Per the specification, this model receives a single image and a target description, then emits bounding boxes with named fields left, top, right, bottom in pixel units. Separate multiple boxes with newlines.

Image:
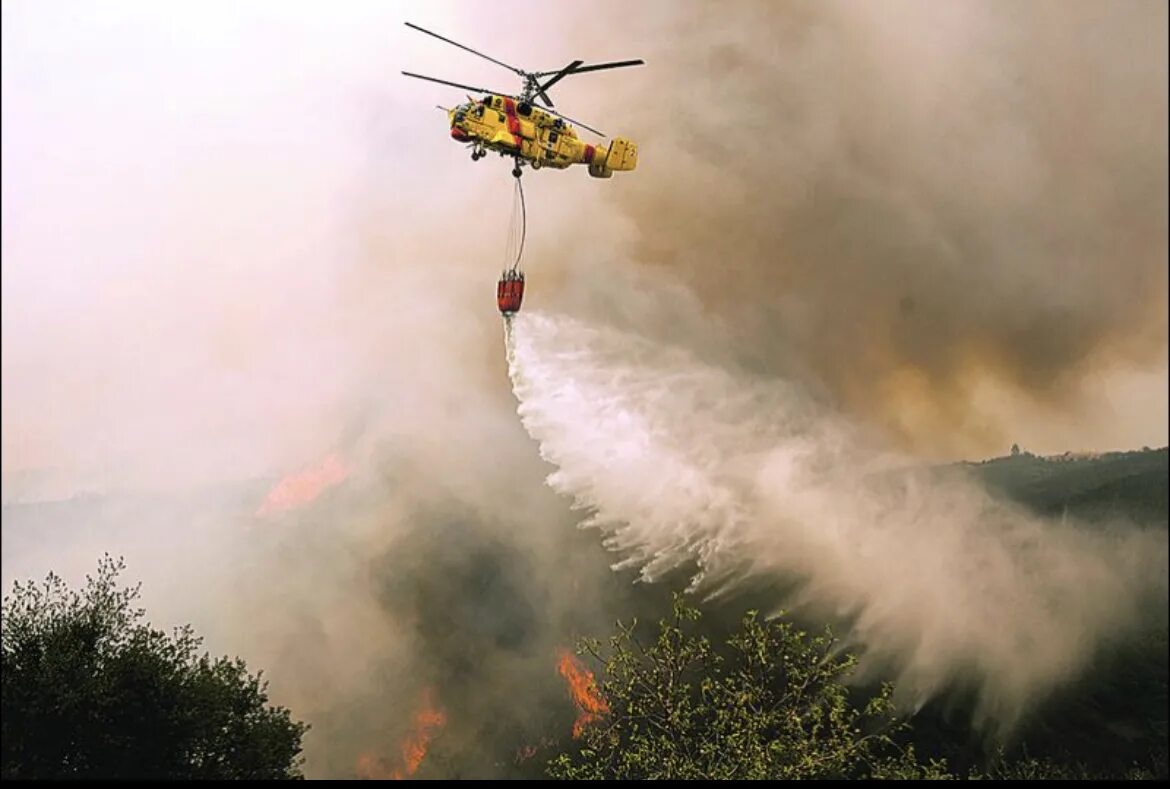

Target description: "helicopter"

left=401, top=22, right=643, bottom=179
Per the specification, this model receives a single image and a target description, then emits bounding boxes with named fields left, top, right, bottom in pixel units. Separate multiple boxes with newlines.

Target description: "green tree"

left=1, top=555, right=308, bottom=780
left=547, top=595, right=951, bottom=780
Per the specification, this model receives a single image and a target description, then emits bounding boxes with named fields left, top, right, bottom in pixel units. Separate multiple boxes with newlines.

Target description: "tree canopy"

left=547, top=595, right=951, bottom=780
left=1, top=555, right=308, bottom=780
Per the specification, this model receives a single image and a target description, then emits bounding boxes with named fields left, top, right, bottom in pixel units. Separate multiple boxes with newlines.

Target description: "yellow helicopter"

left=402, top=22, right=642, bottom=179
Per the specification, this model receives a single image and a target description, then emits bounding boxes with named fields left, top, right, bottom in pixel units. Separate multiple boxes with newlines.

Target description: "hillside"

left=960, top=446, right=1168, bottom=525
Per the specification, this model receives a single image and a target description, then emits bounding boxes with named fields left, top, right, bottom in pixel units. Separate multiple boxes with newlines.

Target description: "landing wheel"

left=512, top=166, right=522, bottom=178
left=471, top=151, right=482, bottom=161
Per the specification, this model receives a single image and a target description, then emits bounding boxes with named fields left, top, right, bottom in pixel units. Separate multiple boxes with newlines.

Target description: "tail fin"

left=604, top=137, right=638, bottom=171
left=588, top=137, right=638, bottom=178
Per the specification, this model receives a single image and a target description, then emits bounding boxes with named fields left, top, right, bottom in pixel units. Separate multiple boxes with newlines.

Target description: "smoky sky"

left=3, top=1, right=1166, bottom=488
left=576, top=0, right=1169, bottom=455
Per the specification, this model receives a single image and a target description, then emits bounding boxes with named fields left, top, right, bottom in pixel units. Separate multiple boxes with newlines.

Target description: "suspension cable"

left=511, top=175, right=527, bottom=272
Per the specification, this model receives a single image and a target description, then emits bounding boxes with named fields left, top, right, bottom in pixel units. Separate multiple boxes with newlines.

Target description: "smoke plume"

left=588, top=0, right=1169, bottom=455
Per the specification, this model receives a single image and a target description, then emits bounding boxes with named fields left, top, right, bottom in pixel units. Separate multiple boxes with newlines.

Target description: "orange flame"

left=396, top=689, right=447, bottom=779
left=256, top=452, right=349, bottom=517
left=556, top=648, right=609, bottom=737
left=356, top=687, right=447, bottom=780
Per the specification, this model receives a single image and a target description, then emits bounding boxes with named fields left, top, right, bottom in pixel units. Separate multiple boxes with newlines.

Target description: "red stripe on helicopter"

left=583, top=144, right=596, bottom=164
left=499, top=97, right=522, bottom=145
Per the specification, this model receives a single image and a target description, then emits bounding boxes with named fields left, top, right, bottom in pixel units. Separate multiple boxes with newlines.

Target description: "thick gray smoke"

left=506, top=309, right=1168, bottom=731
left=585, top=0, right=1169, bottom=456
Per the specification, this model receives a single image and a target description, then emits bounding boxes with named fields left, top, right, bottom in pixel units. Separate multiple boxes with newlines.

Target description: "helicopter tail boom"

left=586, top=136, right=638, bottom=178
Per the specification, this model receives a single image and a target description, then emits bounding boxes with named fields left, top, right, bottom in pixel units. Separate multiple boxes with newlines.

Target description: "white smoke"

left=505, top=310, right=1168, bottom=731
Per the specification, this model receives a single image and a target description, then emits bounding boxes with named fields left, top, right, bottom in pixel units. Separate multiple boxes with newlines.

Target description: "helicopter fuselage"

left=449, top=94, right=637, bottom=178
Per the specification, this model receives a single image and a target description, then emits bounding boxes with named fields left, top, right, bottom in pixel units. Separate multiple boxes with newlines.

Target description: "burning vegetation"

left=556, top=648, right=609, bottom=738
left=356, top=687, right=447, bottom=780
left=255, top=453, right=349, bottom=517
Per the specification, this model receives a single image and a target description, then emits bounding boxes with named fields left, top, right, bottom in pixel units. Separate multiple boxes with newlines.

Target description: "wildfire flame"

left=255, top=452, right=349, bottom=517
left=556, top=648, right=609, bottom=738
left=356, top=687, right=447, bottom=780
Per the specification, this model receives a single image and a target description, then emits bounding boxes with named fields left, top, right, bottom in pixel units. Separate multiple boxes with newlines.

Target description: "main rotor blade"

left=401, top=71, right=514, bottom=98
left=404, top=22, right=525, bottom=76
left=536, top=60, right=584, bottom=106
left=561, top=59, right=645, bottom=75
left=402, top=70, right=603, bottom=136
